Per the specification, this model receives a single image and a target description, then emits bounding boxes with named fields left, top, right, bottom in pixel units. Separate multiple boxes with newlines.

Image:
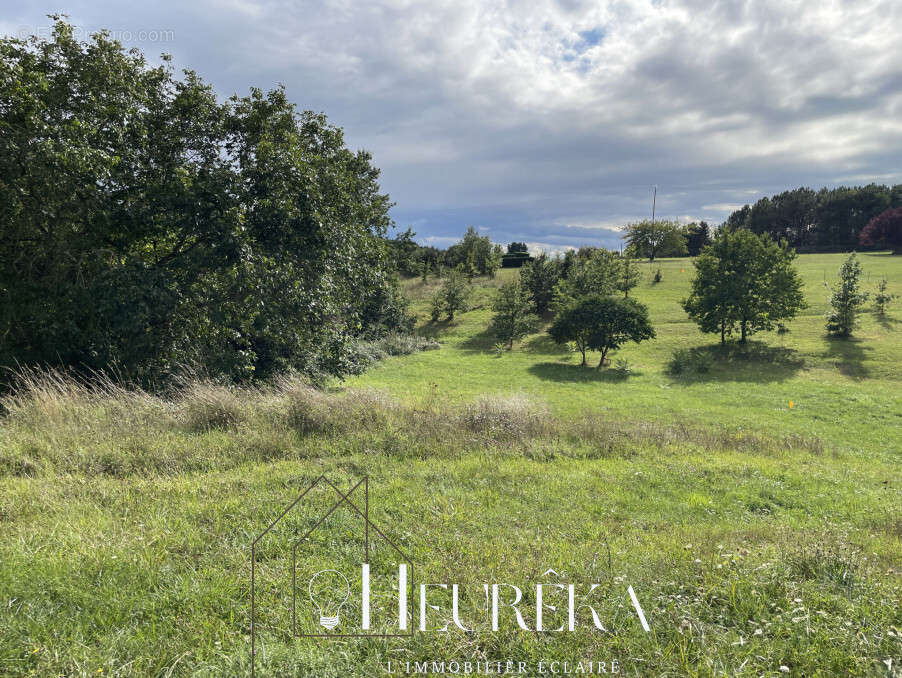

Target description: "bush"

left=873, top=279, right=897, bottom=316
left=668, top=348, right=712, bottom=375
left=348, top=334, right=440, bottom=373
left=613, top=359, right=632, bottom=376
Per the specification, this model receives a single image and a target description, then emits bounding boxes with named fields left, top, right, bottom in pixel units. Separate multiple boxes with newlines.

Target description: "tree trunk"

left=740, top=320, right=747, bottom=343
left=720, top=321, right=726, bottom=344
left=597, top=348, right=608, bottom=369
left=579, top=344, right=587, bottom=366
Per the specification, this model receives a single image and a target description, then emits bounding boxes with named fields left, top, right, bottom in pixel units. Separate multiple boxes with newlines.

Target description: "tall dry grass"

left=0, top=369, right=825, bottom=478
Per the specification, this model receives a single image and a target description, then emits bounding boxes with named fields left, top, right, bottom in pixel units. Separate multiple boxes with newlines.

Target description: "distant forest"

left=723, top=184, right=902, bottom=252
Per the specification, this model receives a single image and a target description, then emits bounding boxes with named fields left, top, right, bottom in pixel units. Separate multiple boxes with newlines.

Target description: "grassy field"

left=0, top=253, right=900, bottom=677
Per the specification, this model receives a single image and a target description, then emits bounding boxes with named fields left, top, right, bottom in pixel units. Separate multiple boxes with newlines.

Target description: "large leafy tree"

left=682, top=230, right=806, bottom=343
left=622, top=220, right=687, bottom=261
left=859, top=206, right=902, bottom=254
left=549, top=295, right=655, bottom=367
left=0, top=20, right=400, bottom=382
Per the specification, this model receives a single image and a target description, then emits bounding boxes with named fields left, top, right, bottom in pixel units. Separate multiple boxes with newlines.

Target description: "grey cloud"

left=4, top=0, right=902, bottom=249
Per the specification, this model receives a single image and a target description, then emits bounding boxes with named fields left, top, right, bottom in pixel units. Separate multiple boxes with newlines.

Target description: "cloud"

left=4, top=0, right=902, bottom=250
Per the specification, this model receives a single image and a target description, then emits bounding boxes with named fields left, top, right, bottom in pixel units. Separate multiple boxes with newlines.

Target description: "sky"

left=4, top=0, right=902, bottom=252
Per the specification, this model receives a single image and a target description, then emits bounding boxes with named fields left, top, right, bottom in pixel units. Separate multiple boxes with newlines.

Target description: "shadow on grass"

left=821, top=336, right=871, bottom=378
left=416, top=319, right=455, bottom=340
left=521, top=333, right=570, bottom=355
left=876, top=313, right=900, bottom=331
left=528, top=362, right=633, bottom=383
left=668, top=341, right=807, bottom=384
left=458, top=325, right=499, bottom=352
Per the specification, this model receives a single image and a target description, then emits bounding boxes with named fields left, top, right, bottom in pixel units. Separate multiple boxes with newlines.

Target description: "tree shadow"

left=459, top=325, right=500, bottom=352
left=821, top=336, right=871, bottom=378
left=668, top=341, right=807, bottom=384
left=416, top=319, right=454, bottom=340
left=876, top=313, right=900, bottom=331
left=528, top=362, right=635, bottom=383
left=521, top=333, right=570, bottom=355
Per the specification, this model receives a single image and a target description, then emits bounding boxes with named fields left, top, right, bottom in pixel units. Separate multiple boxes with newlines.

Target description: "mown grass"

left=352, top=252, right=902, bottom=458
left=0, top=252, right=901, bottom=677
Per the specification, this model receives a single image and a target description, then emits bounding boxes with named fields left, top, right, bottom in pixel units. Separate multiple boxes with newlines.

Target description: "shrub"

left=613, top=359, right=632, bottom=376
left=668, top=348, right=691, bottom=375
left=667, top=348, right=712, bottom=375
left=873, top=279, right=897, bottom=316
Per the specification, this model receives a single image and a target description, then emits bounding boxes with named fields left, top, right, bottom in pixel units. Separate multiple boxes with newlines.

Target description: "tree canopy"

left=622, top=220, right=688, bottom=261
left=0, top=20, right=404, bottom=383
left=859, top=206, right=902, bottom=254
left=549, top=295, right=655, bottom=367
left=725, top=184, right=902, bottom=251
left=682, top=230, right=806, bottom=343
left=489, top=281, right=538, bottom=349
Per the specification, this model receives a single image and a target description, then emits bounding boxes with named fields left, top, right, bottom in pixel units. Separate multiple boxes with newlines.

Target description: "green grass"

left=0, top=253, right=900, bottom=677
left=352, top=252, right=902, bottom=457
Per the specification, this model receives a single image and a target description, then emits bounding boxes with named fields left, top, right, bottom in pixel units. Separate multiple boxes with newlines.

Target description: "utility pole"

left=651, top=185, right=657, bottom=225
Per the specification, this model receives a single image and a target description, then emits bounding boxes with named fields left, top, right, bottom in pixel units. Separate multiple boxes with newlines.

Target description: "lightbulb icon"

left=308, top=569, right=350, bottom=630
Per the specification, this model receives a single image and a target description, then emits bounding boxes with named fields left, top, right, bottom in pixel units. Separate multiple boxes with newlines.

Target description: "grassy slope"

left=0, top=253, right=900, bottom=677
left=350, top=253, right=902, bottom=457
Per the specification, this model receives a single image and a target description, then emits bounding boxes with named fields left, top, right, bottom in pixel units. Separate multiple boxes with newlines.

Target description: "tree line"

left=725, top=184, right=902, bottom=252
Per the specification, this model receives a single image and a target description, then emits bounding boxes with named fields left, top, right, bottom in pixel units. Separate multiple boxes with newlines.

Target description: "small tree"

left=489, top=281, right=539, bottom=349
left=549, top=295, right=655, bottom=367
left=859, top=206, right=902, bottom=254
left=519, top=253, right=560, bottom=315
left=874, top=279, right=897, bottom=316
left=617, top=256, right=642, bottom=298
left=430, top=269, right=471, bottom=321
left=826, top=253, right=869, bottom=336
left=683, top=229, right=806, bottom=343
left=553, top=248, right=620, bottom=308
left=486, top=244, right=503, bottom=279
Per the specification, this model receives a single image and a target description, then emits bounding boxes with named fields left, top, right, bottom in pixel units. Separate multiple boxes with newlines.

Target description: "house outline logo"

left=250, top=475, right=413, bottom=677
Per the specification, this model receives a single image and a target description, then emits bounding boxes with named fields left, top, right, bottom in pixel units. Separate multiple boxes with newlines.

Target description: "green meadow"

left=0, top=252, right=900, bottom=676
